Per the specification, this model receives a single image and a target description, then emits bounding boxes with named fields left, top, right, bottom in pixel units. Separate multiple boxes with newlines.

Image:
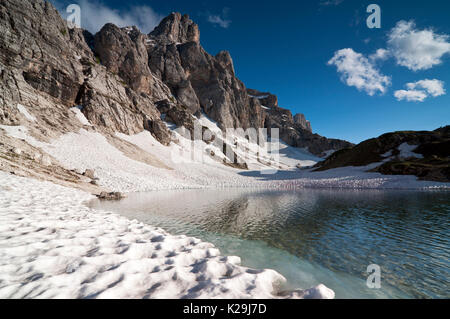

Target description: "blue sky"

left=51, top=0, right=450, bottom=143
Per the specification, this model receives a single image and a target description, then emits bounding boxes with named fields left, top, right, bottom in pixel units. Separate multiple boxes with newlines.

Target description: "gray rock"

left=83, top=169, right=95, bottom=179
left=94, top=24, right=154, bottom=94
left=294, top=113, right=312, bottom=132
left=149, top=13, right=200, bottom=44
left=97, top=192, right=125, bottom=201
left=144, top=118, right=172, bottom=146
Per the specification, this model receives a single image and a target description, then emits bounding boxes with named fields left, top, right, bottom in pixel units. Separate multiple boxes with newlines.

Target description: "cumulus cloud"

left=395, top=79, right=446, bottom=102
left=387, top=20, right=450, bottom=71
left=328, top=48, right=391, bottom=96
left=52, top=0, right=163, bottom=34
left=369, top=48, right=390, bottom=62
left=394, top=90, right=428, bottom=102
left=207, top=8, right=231, bottom=29
left=407, top=79, right=446, bottom=97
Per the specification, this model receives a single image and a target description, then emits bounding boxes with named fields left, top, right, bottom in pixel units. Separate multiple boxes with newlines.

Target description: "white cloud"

left=328, top=48, right=391, bottom=96
left=387, top=20, right=450, bottom=71
left=369, top=48, right=390, bottom=62
left=407, top=79, right=446, bottom=97
left=207, top=8, right=231, bottom=29
left=52, top=0, right=163, bottom=34
left=394, top=90, right=428, bottom=102
left=207, top=15, right=231, bottom=29
left=395, top=79, right=446, bottom=102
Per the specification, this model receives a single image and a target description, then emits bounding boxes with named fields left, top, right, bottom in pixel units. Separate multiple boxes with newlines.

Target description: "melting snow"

left=397, top=143, right=424, bottom=160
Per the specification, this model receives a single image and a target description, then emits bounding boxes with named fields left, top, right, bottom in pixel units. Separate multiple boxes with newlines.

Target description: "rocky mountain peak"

left=215, top=51, right=235, bottom=76
left=149, top=12, right=200, bottom=44
left=294, top=113, right=312, bottom=132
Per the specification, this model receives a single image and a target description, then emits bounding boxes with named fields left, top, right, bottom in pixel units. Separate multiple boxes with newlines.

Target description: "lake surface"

left=89, top=189, right=450, bottom=299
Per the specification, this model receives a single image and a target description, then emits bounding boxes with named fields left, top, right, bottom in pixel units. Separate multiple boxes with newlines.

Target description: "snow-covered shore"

left=0, top=171, right=334, bottom=299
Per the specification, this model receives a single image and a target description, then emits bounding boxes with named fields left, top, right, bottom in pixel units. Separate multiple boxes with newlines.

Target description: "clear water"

left=89, top=189, right=450, bottom=299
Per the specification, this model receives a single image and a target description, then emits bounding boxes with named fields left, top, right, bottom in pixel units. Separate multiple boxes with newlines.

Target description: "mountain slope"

left=315, top=126, right=450, bottom=182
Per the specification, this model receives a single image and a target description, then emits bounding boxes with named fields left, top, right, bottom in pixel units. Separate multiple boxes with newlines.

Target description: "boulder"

left=97, top=192, right=125, bottom=201
left=83, top=169, right=95, bottom=179
left=144, top=118, right=172, bottom=146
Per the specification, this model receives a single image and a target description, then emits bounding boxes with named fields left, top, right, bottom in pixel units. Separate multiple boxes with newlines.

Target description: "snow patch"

left=0, top=125, right=45, bottom=148
left=382, top=150, right=393, bottom=158
left=322, top=150, right=337, bottom=158
left=71, top=107, right=92, bottom=126
left=248, top=94, right=269, bottom=99
left=17, top=104, right=36, bottom=122
left=397, top=143, right=424, bottom=160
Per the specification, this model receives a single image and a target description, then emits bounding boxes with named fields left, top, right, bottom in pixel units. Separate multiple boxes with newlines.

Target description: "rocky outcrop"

left=315, top=126, right=450, bottom=182
left=147, top=41, right=201, bottom=114
left=246, top=89, right=351, bottom=156
left=0, top=0, right=83, bottom=120
left=97, top=191, right=126, bottom=201
left=0, top=0, right=174, bottom=144
left=149, top=13, right=200, bottom=44
left=294, top=114, right=312, bottom=132
left=94, top=24, right=154, bottom=94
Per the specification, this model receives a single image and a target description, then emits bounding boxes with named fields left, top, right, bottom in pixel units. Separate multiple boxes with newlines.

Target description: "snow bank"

left=70, top=107, right=92, bottom=126
left=0, top=172, right=333, bottom=299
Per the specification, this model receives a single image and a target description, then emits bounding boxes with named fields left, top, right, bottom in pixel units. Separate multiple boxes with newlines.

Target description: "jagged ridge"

left=0, top=0, right=352, bottom=158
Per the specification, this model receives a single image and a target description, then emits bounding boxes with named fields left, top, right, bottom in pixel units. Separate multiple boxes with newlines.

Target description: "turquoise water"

left=89, top=189, right=450, bottom=299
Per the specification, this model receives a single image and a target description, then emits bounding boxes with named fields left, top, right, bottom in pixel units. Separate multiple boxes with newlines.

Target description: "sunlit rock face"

left=0, top=0, right=351, bottom=155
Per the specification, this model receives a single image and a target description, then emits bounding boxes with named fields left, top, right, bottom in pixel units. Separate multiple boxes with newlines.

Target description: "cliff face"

left=0, top=0, right=351, bottom=156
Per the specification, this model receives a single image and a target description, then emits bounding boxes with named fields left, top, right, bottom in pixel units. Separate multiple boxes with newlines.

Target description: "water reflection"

left=89, top=189, right=450, bottom=299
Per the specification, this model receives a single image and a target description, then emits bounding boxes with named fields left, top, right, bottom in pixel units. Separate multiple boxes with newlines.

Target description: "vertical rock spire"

left=149, top=12, right=200, bottom=44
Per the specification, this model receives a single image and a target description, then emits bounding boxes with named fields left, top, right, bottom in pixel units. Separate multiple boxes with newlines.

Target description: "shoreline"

left=0, top=171, right=334, bottom=299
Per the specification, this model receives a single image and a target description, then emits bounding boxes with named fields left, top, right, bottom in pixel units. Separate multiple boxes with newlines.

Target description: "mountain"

left=0, top=0, right=351, bottom=162
left=315, top=126, right=450, bottom=182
